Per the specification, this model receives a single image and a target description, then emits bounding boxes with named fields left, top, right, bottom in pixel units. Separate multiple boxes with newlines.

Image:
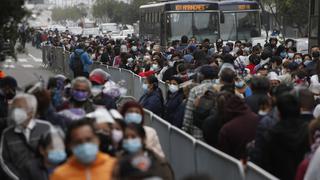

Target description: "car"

left=99, top=23, right=120, bottom=34
left=82, top=28, right=101, bottom=37
left=67, top=27, right=83, bottom=35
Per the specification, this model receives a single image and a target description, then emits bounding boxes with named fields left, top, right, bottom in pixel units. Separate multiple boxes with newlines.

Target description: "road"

left=2, top=44, right=55, bottom=89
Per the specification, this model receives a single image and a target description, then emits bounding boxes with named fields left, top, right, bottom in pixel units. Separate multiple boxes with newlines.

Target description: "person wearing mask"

left=306, top=46, right=320, bottom=76
left=109, top=119, right=126, bottom=156
left=139, top=75, right=164, bottom=116
left=50, top=119, right=116, bottom=180
left=217, top=94, right=259, bottom=159
left=89, top=69, right=117, bottom=110
left=69, top=43, right=93, bottom=78
left=59, top=77, right=95, bottom=120
left=245, top=76, right=270, bottom=114
left=119, top=123, right=174, bottom=180
left=0, top=93, right=52, bottom=180
left=182, top=65, right=219, bottom=140
left=0, top=76, right=18, bottom=133
left=164, top=77, right=184, bottom=127
left=121, top=101, right=165, bottom=158
left=259, top=93, right=309, bottom=180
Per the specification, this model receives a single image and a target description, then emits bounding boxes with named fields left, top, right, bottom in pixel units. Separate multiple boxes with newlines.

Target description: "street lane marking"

left=28, top=53, right=42, bottom=62
left=4, top=64, right=15, bottom=68
left=6, top=59, right=12, bottom=63
left=21, top=64, right=34, bottom=68
left=18, top=58, right=28, bottom=62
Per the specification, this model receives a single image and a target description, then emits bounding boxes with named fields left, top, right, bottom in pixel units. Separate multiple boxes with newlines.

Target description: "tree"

left=260, top=0, right=309, bottom=37
left=0, top=0, right=29, bottom=40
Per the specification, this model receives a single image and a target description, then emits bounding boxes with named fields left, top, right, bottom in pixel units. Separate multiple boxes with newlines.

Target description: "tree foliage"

left=51, top=7, right=87, bottom=22
left=0, top=0, right=29, bottom=39
left=92, top=0, right=151, bottom=24
left=260, top=0, right=309, bottom=36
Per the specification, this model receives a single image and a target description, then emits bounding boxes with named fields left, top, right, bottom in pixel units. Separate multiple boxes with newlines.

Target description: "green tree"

left=0, top=0, right=29, bottom=40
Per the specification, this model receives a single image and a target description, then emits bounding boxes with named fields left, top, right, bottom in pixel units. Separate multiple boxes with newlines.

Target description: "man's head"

left=66, top=119, right=100, bottom=165
left=10, top=93, right=37, bottom=127
left=0, top=76, right=18, bottom=100
left=181, top=35, right=188, bottom=44
left=250, top=76, right=270, bottom=94
left=277, top=93, right=300, bottom=120
left=198, top=65, right=219, bottom=81
left=71, top=77, right=92, bottom=102
left=220, top=68, right=236, bottom=85
left=295, top=88, right=315, bottom=113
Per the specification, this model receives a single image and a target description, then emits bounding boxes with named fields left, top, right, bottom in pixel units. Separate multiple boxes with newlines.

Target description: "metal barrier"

left=43, top=46, right=279, bottom=180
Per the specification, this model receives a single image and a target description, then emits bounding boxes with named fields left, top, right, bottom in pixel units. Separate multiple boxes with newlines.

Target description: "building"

left=309, top=0, right=320, bottom=49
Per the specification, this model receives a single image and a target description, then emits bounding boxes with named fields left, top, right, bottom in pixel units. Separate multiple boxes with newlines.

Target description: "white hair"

left=13, top=93, right=38, bottom=116
left=71, top=77, right=92, bottom=90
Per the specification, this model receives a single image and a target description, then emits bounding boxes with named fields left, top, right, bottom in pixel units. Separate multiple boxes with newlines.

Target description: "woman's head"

left=121, top=101, right=144, bottom=125
left=122, top=123, right=146, bottom=154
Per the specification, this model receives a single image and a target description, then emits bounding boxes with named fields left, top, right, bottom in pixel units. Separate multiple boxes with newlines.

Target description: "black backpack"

left=193, top=89, right=217, bottom=129
left=72, top=51, right=84, bottom=77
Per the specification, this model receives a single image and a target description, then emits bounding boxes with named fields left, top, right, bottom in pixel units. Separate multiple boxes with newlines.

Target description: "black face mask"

left=97, top=132, right=112, bottom=153
left=6, top=89, right=16, bottom=100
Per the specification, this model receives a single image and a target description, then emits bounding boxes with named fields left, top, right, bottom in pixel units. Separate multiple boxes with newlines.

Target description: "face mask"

left=91, top=86, right=103, bottom=97
left=11, top=108, right=28, bottom=125
left=142, top=83, right=148, bottom=92
left=151, top=64, right=159, bottom=71
left=48, top=150, right=67, bottom=165
left=72, top=90, right=89, bottom=102
left=72, top=143, right=98, bottom=164
left=97, top=132, right=111, bottom=153
left=304, top=60, right=312, bottom=66
left=288, top=53, right=294, bottom=59
left=124, top=113, right=142, bottom=124
left=168, top=84, right=179, bottom=93
left=235, top=81, right=245, bottom=88
left=280, top=52, right=287, bottom=59
left=168, top=61, right=175, bottom=67
left=294, top=58, right=302, bottom=64
left=123, top=138, right=142, bottom=154
left=99, top=50, right=103, bottom=54
left=112, top=129, right=123, bottom=143
left=244, top=47, right=250, bottom=52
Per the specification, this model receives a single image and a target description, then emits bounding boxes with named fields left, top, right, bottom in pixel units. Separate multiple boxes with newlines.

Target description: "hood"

left=75, top=49, right=85, bottom=54
left=224, top=95, right=249, bottom=119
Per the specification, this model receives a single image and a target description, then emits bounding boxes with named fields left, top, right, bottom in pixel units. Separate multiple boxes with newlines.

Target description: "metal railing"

left=42, top=46, right=279, bottom=180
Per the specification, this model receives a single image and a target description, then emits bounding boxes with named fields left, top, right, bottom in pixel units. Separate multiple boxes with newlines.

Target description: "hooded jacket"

left=218, top=96, right=259, bottom=159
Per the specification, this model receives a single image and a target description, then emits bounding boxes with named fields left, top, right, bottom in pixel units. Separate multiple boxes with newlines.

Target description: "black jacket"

left=0, top=120, right=52, bottom=180
left=164, top=91, right=184, bottom=126
left=260, top=118, right=309, bottom=180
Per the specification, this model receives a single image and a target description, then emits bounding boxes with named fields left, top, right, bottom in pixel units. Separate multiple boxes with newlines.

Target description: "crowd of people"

left=1, top=28, right=320, bottom=180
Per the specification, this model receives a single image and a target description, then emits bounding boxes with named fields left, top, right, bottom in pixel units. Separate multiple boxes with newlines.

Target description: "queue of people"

left=1, top=28, right=320, bottom=180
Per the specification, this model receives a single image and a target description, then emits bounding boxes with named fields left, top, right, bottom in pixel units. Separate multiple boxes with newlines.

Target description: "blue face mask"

left=142, top=83, right=148, bottom=93
left=72, top=90, right=89, bottom=102
left=48, top=150, right=67, bottom=165
left=123, top=138, right=142, bottom=154
left=235, top=81, right=245, bottom=88
left=72, top=143, right=98, bottom=164
left=304, top=60, right=312, bottom=66
left=125, top=113, right=142, bottom=124
left=280, top=52, right=287, bottom=59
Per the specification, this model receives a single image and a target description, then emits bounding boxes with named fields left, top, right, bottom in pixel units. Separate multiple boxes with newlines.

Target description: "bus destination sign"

left=175, top=4, right=209, bottom=11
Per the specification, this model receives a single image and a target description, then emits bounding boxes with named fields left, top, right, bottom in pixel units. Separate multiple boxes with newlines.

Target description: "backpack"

left=72, top=51, right=84, bottom=77
left=193, top=89, right=218, bottom=129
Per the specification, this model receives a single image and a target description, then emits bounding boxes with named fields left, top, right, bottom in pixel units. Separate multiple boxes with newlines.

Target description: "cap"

left=86, top=107, right=115, bottom=124
left=0, top=76, right=18, bottom=89
left=89, top=74, right=105, bottom=85
left=268, top=72, right=280, bottom=82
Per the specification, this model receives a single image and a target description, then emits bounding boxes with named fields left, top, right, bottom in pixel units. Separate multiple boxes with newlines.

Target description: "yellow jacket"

left=50, top=152, right=116, bottom=180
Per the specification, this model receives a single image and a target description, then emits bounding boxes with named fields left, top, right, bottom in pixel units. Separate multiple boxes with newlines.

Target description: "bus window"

left=220, top=13, right=237, bottom=40
left=236, top=12, right=260, bottom=39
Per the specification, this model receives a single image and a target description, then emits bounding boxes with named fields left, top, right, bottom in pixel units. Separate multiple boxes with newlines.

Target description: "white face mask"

left=288, top=53, right=294, bottom=59
left=168, top=84, right=179, bottom=93
left=11, top=108, right=28, bottom=125
left=112, top=129, right=123, bottom=143
left=168, top=61, right=175, bottom=67
left=151, top=64, right=159, bottom=71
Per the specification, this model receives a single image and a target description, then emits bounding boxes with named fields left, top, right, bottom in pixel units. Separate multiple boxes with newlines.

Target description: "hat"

left=0, top=76, right=18, bottom=89
left=268, top=72, right=280, bottom=82
left=89, top=74, right=105, bottom=85
left=86, top=107, right=115, bottom=124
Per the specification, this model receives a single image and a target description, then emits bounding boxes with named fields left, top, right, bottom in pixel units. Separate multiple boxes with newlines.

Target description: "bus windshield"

left=167, top=12, right=219, bottom=42
left=220, top=11, right=260, bottom=41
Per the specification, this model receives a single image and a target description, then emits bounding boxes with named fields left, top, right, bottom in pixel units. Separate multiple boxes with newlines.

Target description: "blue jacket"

left=69, top=49, right=93, bottom=73
left=164, top=91, right=184, bottom=127
left=139, top=89, right=164, bottom=116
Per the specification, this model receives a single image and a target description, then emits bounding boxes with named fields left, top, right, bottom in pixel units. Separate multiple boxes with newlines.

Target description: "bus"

left=309, top=0, right=320, bottom=50
left=139, top=0, right=261, bottom=47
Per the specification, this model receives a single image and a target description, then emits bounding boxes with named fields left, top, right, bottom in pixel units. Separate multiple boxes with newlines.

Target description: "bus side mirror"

left=220, top=12, right=225, bottom=24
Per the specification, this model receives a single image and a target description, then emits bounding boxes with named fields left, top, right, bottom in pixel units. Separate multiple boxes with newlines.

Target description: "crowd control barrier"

left=42, top=46, right=279, bottom=180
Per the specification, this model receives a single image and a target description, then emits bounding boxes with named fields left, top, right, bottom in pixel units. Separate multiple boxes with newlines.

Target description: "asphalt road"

left=2, top=44, right=55, bottom=89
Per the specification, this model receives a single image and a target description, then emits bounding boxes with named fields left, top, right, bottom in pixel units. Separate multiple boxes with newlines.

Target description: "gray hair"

left=71, top=77, right=92, bottom=90
left=13, top=93, right=38, bottom=116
